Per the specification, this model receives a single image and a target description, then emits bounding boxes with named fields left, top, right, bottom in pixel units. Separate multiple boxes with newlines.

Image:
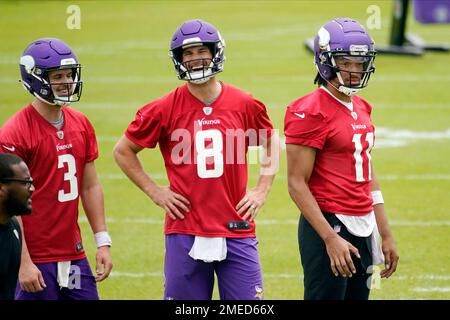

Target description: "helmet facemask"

left=326, top=51, right=376, bottom=96
left=169, top=20, right=226, bottom=84
left=29, top=65, right=83, bottom=106
left=313, top=18, right=377, bottom=96
left=180, top=57, right=214, bottom=84
left=20, top=38, right=83, bottom=106
left=170, top=41, right=225, bottom=84
left=45, top=65, right=83, bottom=106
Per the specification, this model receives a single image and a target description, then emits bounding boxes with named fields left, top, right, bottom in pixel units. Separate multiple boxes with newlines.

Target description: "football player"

left=0, top=38, right=112, bottom=300
left=284, top=18, right=398, bottom=300
left=114, top=19, right=279, bottom=300
left=0, top=154, right=34, bottom=300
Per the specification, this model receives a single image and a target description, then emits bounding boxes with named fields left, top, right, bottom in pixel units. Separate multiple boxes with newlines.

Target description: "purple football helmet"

left=314, top=18, right=376, bottom=96
left=19, top=38, right=82, bottom=105
left=169, top=19, right=225, bottom=84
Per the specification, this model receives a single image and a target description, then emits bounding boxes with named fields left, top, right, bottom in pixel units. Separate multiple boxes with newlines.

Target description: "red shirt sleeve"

left=284, top=106, right=329, bottom=150
left=0, top=116, right=29, bottom=162
left=83, top=117, right=99, bottom=162
left=125, top=102, right=165, bottom=148
left=247, top=98, right=274, bottom=146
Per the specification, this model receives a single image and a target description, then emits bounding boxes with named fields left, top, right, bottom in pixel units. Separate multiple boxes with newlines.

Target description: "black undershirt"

left=0, top=217, right=22, bottom=300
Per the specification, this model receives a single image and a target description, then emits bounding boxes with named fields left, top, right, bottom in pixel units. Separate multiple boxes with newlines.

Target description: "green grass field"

left=1, top=0, right=449, bottom=300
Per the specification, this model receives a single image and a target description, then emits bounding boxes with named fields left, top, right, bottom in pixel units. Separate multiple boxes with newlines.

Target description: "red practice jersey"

left=0, top=105, right=98, bottom=263
left=284, top=88, right=375, bottom=216
left=126, top=82, right=273, bottom=237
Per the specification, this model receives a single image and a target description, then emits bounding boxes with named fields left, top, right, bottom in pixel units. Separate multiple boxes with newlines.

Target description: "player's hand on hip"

left=236, top=187, right=268, bottom=222
left=19, top=260, right=46, bottom=293
left=380, top=236, right=399, bottom=278
left=324, top=234, right=361, bottom=278
left=151, top=185, right=190, bottom=220
left=95, top=246, right=113, bottom=282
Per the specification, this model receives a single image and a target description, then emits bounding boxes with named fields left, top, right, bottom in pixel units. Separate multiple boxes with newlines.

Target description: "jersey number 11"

left=352, top=132, right=374, bottom=182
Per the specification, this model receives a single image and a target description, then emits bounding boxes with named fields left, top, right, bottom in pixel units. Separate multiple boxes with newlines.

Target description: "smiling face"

left=48, top=68, right=75, bottom=98
left=182, top=45, right=212, bottom=73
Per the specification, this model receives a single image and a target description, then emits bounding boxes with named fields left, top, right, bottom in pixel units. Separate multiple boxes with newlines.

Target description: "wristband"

left=94, top=231, right=112, bottom=248
left=372, top=190, right=384, bottom=206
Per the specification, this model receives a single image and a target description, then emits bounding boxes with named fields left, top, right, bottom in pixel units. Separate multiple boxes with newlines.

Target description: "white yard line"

left=110, top=272, right=450, bottom=295
left=110, top=271, right=450, bottom=283
left=412, top=287, right=450, bottom=293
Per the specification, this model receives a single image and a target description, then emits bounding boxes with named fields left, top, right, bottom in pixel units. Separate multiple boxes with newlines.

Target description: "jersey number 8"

left=195, top=129, right=224, bottom=179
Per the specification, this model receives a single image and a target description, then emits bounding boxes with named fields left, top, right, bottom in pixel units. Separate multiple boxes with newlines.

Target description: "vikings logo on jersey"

left=203, top=106, right=213, bottom=115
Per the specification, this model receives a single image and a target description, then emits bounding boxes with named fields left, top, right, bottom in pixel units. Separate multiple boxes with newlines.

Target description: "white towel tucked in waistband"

left=371, top=224, right=385, bottom=266
left=188, top=236, right=227, bottom=263
left=57, top=261, right=71, bottom=288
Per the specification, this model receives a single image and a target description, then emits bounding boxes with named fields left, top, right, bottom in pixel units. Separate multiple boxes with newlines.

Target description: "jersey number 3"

left=352, top=132, right=374, bottom=182
left=58, top=154, right=78, bottom=202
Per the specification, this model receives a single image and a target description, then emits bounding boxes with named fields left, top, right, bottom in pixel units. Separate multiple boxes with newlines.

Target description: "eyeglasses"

left=0, top=178, right=34, bottom=188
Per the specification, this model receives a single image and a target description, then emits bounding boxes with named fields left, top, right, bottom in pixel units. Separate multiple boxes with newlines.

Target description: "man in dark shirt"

left=0, top=153, right=34, bottom=300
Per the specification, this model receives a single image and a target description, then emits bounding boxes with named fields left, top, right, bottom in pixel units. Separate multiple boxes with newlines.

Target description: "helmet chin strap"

left=324, top=78, right=360, bottom=97
left=52, top=90, right=73, bottom=106
left=34, top=93, right=71, bottom=106
left=188, top=75, right=212, bottom=85
left=34, top=93, right=57, bottom=106
left=338, top=85, right=361, bottom=96
left=54, top=99, right=71, bottom=106
left=327, top=71, right=362, bottom=97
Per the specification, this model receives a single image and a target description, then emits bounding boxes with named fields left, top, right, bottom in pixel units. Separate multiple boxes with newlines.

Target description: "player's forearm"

left=259, top=131, right=280, bottom=177
left=373, top=204, right=394, bottom=240
left=288, top=179, right=335, bottom=241
left=370, top=170, right=394, bottom=239
left=253, top=132, right=279, bottom=194
left=16, top=216, right=33, bottom=264
left=81, top=184, right=107, bottom=233
left=254, top=174, right=275, bottom=197
left=113, top=145, right=160, bottom=199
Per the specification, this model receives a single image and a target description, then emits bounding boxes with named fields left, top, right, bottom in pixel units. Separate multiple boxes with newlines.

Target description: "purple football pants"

left=15, top=258, right=99, bottom=300
left=164, top=234, right=264, bottom=300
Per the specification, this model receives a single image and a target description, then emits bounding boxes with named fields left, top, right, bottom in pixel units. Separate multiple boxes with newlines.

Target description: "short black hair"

left=0, top=153, right=24, bottom=180
left=313, top=72, right=327, bottom=87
